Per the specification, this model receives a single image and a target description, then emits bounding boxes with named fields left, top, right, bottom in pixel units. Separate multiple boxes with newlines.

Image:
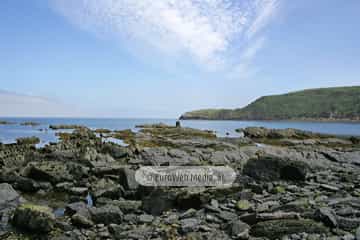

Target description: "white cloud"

left=0, top=90, right=83, bottom=117
left=52, top=0, right=278, bottom=69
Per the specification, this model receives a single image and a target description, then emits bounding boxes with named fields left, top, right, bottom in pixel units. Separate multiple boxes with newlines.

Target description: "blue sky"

left=1, top=0, right=359, bottom=118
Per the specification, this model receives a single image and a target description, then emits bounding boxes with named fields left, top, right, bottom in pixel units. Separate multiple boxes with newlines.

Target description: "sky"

left=1, top=0, right=359, bottom=118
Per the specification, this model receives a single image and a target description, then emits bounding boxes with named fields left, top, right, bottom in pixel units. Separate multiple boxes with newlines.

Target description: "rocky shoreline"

left=1, top=124, right=360, bottom=239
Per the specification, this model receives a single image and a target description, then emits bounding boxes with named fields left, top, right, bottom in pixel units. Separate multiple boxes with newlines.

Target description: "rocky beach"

left=0, top=123, right=360, bottom=240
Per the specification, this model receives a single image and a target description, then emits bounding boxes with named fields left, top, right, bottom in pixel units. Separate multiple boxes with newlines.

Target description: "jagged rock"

left=92, top=178, right=123, bottom=199
left=0, top=183, right=24, bottom=234
left=314, top=207, right=337, bottom=228
left=250, top=219, right=329, bottom=240
left=71, top=212, right=94, bottom=228
left=243, top=155, right=309, bottom=181
left=119, top=167, right=139, bottom=191
left=12, top=204, right=55, bottom=233
left=336, top=216, right=360, bottom=231
left=90, top=205, right=123, bottom=225
left=25, top=161, right=73, bottom=184
left=65, top=202, right=87, bottom=216
left=13, top=176, right=40, bottom=192
left=101, top=143, right=128, bottom=159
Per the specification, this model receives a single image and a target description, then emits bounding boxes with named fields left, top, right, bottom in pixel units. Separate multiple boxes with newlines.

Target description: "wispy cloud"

left=52, top=0, right=279, bottom=70
left=0, top=90, right=83, bottom=117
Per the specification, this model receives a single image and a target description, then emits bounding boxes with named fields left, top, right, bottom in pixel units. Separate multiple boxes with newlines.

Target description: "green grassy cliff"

left=180, top=86, right=360, bottom=121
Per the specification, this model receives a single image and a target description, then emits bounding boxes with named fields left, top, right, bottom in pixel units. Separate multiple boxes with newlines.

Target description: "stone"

left=0, top=183, right=23, bottom=234
left=228, top=219, right=250, bottom=238
left=12, top=204, right=55, bottom=233
left=92, top=178, right=123, bottom=199
left=142, top=189, right=177, bottom=215
left=90, top=205, right=123, bottom=225
left=355, top=226, right=360, bottom=240
left=71, top=213, right=94, bottom=228
left=25, top=161, right=73, bottom=184
left=314, top=207, right=337, bottom=228
left=138, top=214, right=154, bottom=224
left=110, top=200, right=142, bottom=213
left=180, top=218, right=200, bottom=233
left=243, top=155, right=308, bottom=181
left=250, top=219, right=329, bottom=240
left=119, top=168, right=139, bottom=191
left=65, top=202, right=87, bottom=216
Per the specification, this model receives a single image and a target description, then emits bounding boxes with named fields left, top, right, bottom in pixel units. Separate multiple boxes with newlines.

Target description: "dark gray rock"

left=138, top=214, right=154, bottom=224
left=90, top=205, right=123, bottom=225
left=142, top=189, right=177, bottom=215
left=119, top=168, right=139, bottom=191
left=228, top=219, right=250, bottom=239
left=314, top=207, right=337, bottom=228
left=243, top=155, right=309, bottom=181
left=250, top=219, right=329, bottom=240
left=92, top=178, right=123, bottom=200
left=11, top=204, right=55, bottom=233
left=65, top=202, right=87, bottom=216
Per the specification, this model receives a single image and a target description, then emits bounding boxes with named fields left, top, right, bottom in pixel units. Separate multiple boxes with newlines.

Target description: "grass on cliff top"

left=182, top=86, right=360, bottom=120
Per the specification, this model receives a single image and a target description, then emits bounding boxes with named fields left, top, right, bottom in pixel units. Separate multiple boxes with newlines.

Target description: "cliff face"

left=180, top=86, right=360, bottom=121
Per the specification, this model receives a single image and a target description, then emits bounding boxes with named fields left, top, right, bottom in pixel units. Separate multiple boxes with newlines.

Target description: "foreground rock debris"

left=0, top=124, right=360, bottom=239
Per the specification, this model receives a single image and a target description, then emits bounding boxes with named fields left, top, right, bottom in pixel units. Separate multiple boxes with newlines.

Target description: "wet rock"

left=12, top=204, right=55, bottom=233
left=314, top=207, right=337, bottom=228
left=250, top=219, right=329, bottom=240
left=90, top=205, right=123, bottom=225
left=243, top=155, right=308, bottom=181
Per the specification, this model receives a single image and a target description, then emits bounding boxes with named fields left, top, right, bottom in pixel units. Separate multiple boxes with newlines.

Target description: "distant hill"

left=180, top=86, right=360, bottom=121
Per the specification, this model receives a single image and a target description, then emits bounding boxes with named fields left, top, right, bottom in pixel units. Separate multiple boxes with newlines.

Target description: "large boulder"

left=91, top=178, right=123, bottom=200
left=25, top=161, right=73, bottom=184
left=90, top=205, right=123, bottom=225
left=243, top=155, right=309, bottom=181
left=142, top=189, right=177, bottom=215
left=119, top=168, right=139, bottom=191
left=11, top=204, right=55, bottom=233
left=0, top=183, right=24, bottom=235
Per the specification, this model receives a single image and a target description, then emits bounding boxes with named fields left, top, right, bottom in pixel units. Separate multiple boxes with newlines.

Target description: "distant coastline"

left=180, top=86, right=360, bottom=122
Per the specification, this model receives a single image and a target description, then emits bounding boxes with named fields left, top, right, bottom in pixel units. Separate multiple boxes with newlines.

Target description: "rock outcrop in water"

left=0, top=124, right=360, bottom=239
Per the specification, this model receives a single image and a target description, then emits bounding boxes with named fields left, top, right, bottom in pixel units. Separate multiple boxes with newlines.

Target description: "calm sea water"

left=1, top=117, right=360, bottom=145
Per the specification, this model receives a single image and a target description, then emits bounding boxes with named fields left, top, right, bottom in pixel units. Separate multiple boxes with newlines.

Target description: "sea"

left=1, top=117, right=360, bottom=147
